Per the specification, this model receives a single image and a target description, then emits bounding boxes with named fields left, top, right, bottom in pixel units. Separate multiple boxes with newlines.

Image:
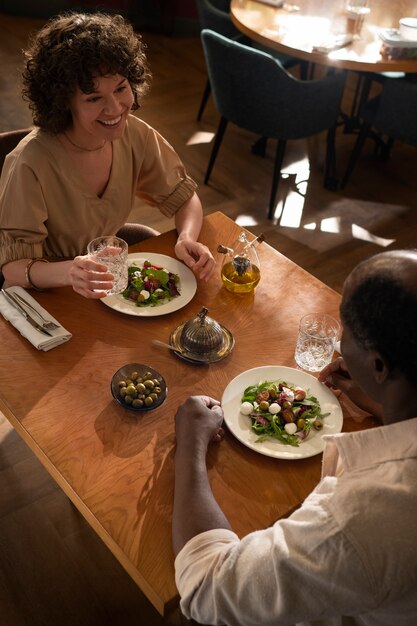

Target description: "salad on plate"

left=240, top=379, right=329, bottom=447
left=122, top=260, right=180, bottom=307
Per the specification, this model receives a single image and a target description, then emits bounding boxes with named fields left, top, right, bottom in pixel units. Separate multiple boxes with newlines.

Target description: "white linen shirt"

left=175, top=418, right=417, bottom=626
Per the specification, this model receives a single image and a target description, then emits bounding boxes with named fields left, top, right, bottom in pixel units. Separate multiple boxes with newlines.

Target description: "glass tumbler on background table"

left=294, top=313, right=340, bottom=373
left=87, top=235, right=128, bottom=295
left=345, top=0, right=371, bottom=38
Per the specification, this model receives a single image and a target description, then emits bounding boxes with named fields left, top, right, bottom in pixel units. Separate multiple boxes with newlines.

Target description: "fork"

left=11, top=291, right=60, bottom=330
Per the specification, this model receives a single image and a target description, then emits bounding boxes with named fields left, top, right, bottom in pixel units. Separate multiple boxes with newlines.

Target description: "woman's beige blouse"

left=0, top=115, right=197, bottom=268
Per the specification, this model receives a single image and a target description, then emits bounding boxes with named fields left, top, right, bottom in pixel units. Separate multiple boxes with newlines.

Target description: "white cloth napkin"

left=0, top=286, right=72, bottom=351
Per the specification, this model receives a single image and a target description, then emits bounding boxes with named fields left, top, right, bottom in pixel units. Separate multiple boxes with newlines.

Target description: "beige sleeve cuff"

left=0, top=231, right=44, bottom=269
left=154, top=175, right=198, bottom=218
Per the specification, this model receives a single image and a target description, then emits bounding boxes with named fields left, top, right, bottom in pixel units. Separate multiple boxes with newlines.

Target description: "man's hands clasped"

left=175, top=396, right=225, bottom=450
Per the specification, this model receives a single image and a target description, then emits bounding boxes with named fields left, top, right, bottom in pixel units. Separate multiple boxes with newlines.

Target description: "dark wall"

left=0, top=0, right=198, bottom=34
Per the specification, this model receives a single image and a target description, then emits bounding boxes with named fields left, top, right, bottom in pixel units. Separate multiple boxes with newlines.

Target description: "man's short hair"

left=341, top=270, right=417, bottom=385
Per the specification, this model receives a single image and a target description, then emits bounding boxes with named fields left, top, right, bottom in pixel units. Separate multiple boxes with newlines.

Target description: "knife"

left=1, top=289, right=53, bottom=337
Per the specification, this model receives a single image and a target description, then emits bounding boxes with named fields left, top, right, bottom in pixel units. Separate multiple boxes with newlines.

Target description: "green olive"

left=313, top=420, right=323, bottom=430
left=282, top=401, right=292, bottom=409
left=259, top=400, right=269, bottom=411
left=115, top=368, right=164, bottom=409
left=297, top=418, right=306, bottom=429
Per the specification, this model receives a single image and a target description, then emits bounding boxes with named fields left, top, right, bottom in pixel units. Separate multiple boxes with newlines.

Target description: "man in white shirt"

left=172, top=249, right=417, bottom=626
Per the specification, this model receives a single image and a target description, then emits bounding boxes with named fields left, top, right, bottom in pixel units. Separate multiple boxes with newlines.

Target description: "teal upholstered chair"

left=342, top=77, right=417, bottom=188
left=195, top=0, right=306, bottom=122
left=201, top=29, right=346, bottom=219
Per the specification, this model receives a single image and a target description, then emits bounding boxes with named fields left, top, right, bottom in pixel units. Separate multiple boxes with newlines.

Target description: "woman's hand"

left=319, top=356, right=383, bottom=419
left=175, top=239, right=215, bottom=281
left=175, top=396, right=225, bottom=450
left=69, top=255, right=115, bottom=298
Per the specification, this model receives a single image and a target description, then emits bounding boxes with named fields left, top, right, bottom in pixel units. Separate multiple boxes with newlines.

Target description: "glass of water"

left=87, top=236, right=128, bottom=295
left=294, top=313, right=340, bottom=373
left=345, top=0, right=370, bottom=38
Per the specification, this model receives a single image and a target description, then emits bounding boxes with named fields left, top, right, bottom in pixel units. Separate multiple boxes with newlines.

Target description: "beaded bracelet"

left=25, top=258, right=49, bottom=291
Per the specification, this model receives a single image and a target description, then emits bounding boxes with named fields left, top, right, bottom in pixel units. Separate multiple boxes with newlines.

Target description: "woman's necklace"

left=63, top=132, right=106, bottom=152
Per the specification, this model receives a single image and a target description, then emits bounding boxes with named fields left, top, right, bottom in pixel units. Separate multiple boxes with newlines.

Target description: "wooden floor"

left=1, top=10, right=416, bottom=626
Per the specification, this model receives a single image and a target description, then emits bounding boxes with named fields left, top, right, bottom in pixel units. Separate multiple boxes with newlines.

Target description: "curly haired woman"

left=0, top=12, right=214, bottom=297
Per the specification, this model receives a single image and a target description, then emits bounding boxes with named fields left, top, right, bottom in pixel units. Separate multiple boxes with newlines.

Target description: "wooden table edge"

left=0, top=397, right=176, bottom=615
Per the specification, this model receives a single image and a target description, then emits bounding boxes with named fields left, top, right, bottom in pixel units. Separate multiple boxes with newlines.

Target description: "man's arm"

left=172, top=395, right=232, bottom=556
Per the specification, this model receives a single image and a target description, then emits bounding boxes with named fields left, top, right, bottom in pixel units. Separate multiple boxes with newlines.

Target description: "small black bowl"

left=111, top=363, right=167, bottom=412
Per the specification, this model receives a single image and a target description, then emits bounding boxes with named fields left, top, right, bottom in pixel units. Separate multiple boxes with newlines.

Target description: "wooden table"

left=0, top=212, right=375, bottom=616
left=231, top=0, right=417, bottom=73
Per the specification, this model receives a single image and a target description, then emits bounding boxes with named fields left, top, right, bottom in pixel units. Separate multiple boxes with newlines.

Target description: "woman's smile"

left=99, top=115, right=123, bottom=127
left=67, top=74, right=134, bottom=147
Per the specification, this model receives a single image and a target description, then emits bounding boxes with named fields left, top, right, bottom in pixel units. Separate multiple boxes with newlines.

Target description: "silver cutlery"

left=12, top=291, right=60, bottom=330
left=151, top=339, right=187, bottom=356
left=1, top=289, right=54, bottom=336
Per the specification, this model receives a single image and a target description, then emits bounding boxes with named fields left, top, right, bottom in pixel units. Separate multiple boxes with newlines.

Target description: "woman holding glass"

left=0, top=12, right=215, bottom=297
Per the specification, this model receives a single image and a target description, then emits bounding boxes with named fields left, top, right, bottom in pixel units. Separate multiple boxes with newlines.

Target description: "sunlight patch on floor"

left=280, top=189, right=305, bottom=228
left=272, top=157, right=310, bottom=225
left=279, top=196, right=403, bottom=252
left=319, top=217, right=341, bottom=233
left=186, top=131, right=214, bottom=146
left=352, top=224, right=395, bottom=247
left=302, top=218, right=394, bottom=246
left=303, top=217, right=342, bottom=233
left=304, top=217, right=341, bottom=233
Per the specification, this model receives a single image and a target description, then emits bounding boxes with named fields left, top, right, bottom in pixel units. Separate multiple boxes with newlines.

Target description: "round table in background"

left=231, top=0, right=417, bottom=73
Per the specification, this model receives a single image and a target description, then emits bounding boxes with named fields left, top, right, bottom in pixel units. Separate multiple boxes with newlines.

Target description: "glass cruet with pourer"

left=217, top=232, right=265, bottom=294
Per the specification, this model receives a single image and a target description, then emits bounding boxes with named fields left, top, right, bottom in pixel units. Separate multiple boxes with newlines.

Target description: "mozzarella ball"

left=268, top=403, right=281, bottom=415
left=240, top=401, right=254, bottom=415
left=284, top=422, right=297, bottom=435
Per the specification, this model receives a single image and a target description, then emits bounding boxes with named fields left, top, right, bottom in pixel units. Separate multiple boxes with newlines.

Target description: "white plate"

left=102, top=253, right=197, bottom=317
left=378, top=28, right=417, bottom=47
left=221, top=365, right=343, bottom=460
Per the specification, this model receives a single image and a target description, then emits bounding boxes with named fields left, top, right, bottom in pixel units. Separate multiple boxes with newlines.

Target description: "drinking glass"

left=345, top=0, right=370, bottom=38
left=87, top=236, right=128, bottom=295
left=294, top=313, right=340, bottom=373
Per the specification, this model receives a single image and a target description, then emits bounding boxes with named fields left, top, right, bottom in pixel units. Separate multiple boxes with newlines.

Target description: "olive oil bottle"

left=218, top=232, right=264, bottom=294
